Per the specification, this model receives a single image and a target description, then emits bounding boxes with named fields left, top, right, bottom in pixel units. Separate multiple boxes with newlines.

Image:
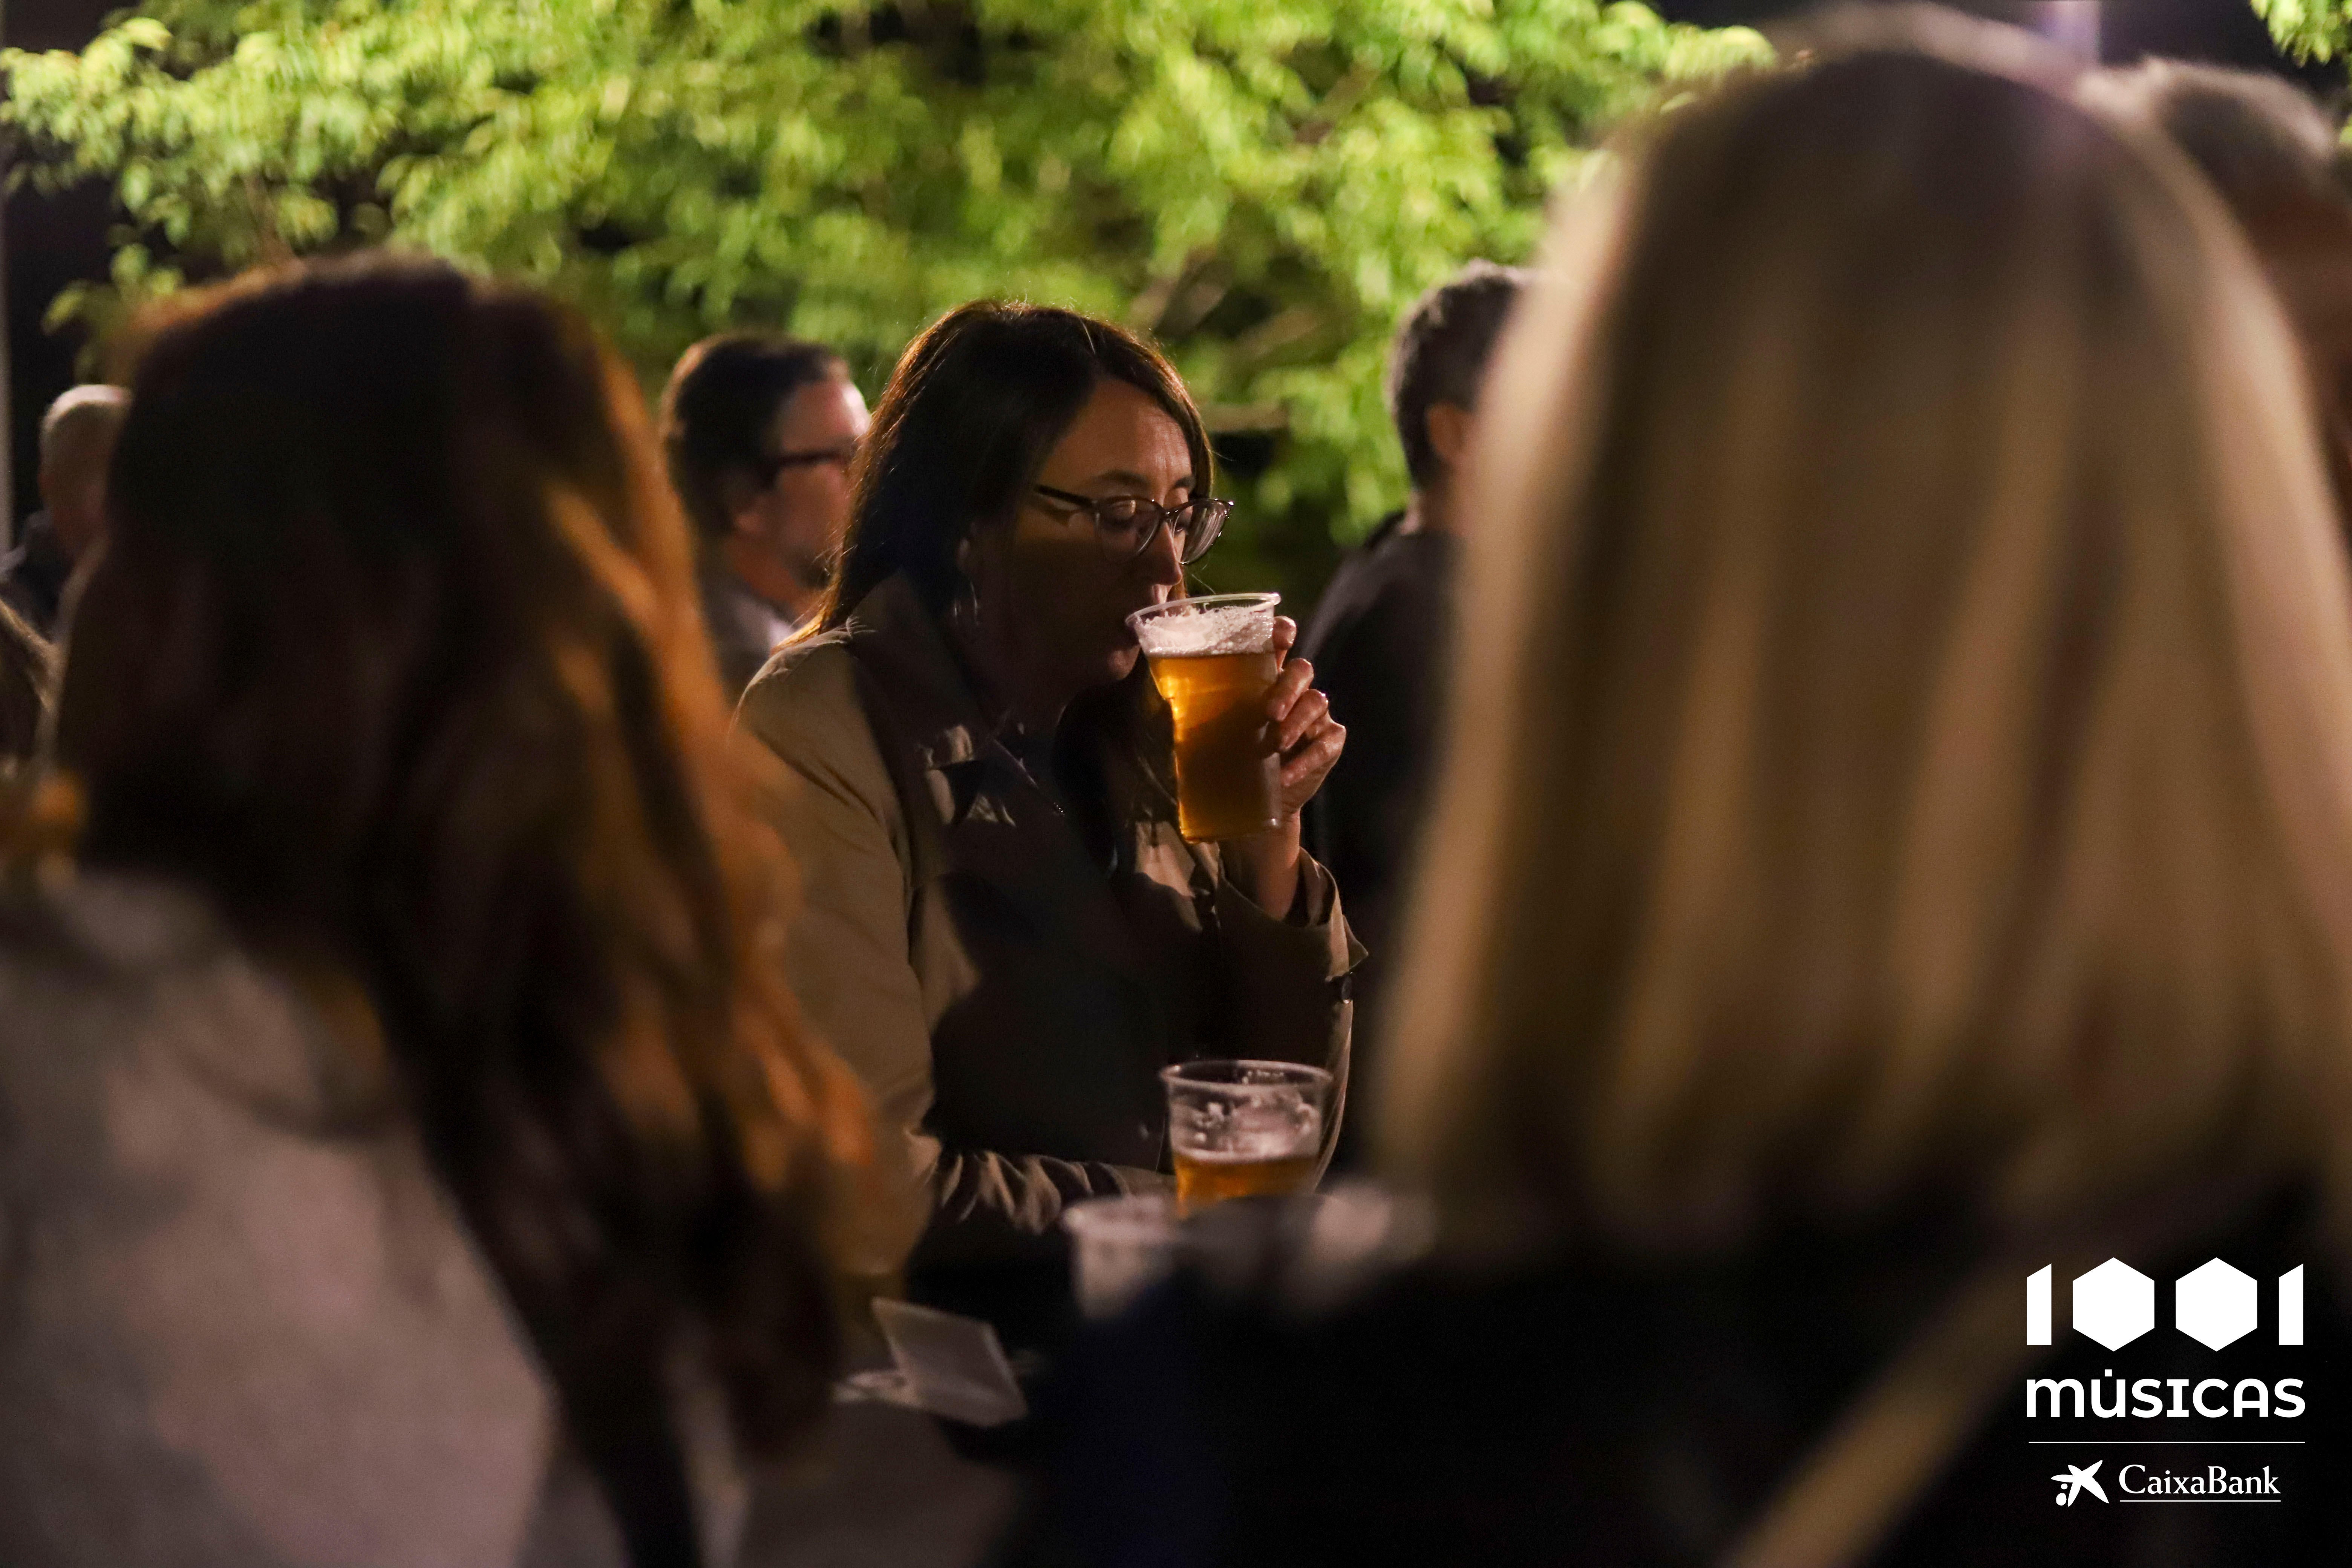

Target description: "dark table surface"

left=738, top=1351, right=1023, bottom=1568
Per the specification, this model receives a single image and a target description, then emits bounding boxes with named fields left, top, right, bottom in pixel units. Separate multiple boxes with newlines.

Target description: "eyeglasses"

left=1030, top=484, right=1233, bottom=566
left=754, top=440, right=859, bottom=485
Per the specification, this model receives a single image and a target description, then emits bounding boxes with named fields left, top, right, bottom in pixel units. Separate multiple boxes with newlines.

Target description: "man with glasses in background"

left=660, top=334, right=870, bottom=697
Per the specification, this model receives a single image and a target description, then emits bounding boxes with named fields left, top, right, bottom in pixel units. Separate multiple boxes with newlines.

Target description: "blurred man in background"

left=2087, top=62, right=2352, bottom=529
left=2, top=385, right=128, bottom=639
left=0, top=599, right=50, bottom=769
left=660, top=334, right=868, bottom=697
left=1301, top=262, right=1523, bottom=1161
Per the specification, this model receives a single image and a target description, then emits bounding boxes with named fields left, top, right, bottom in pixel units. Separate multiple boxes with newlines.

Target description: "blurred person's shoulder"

left=0, top=872, right=289, bottom=1107
left=0, top=871, right=590, bottom=1566
left=0, top=873, right=356, bottom=1107
left=1300, top=513, right=1458, bottom=670
left=0, top=871, right=443, bottom=1243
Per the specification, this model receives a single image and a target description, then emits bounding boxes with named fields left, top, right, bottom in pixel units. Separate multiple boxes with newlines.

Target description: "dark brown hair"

left=817, top=300, right=1211, bottom=629
left=52, top=256, right=880, bottom=1564
left=658, top=333, right=846, bottom=544
left=1389, top=260, right=1528, bottom=486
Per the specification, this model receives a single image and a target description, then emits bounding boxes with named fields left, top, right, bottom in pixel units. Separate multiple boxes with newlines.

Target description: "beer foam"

left=1175, top=1132, right=1319, bottom=1163
left=1134, top=602, right=1272, bottom=657
left=1171, top=1106, right=1324, bottom=1160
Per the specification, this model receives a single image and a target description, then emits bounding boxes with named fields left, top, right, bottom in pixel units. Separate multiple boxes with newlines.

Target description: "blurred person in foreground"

left=0, top=384, right=127, bottom=638
left=0, top=257, right=891, bottom=1568
left=1300, top=260, right=1524, bottom=1164
left=740, top=302, right=1357, bottom=1337
left=1005, top=14, right=2352, bottom=1566
left=661, top=334, right=869, bottom=698
left=0, top=599, right=49, bottom=769
left=2087, top=61, right=2352, bottom=524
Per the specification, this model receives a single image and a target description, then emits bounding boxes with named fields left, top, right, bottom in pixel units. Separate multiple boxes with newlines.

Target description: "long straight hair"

left=44, top=256, right=887, bottom=1562
left=1381, top=18, right=2352, bottom=1255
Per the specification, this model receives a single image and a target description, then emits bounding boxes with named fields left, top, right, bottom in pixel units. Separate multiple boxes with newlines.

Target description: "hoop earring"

left=946, top=574, right=983, bottom=640
left=948, top=534, right=987, bottom=639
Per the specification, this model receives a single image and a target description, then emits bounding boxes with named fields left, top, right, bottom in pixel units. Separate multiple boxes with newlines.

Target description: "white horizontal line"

left=2027, top=1440, right=2304, bottom=1446
left=2117, top=1499, right=2283, bottom=1504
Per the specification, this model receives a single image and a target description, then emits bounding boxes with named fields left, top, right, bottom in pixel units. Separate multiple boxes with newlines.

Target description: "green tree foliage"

left=3, top=0, right=1764, bottom=593
left=2257, top=0, right=2352, bottom=61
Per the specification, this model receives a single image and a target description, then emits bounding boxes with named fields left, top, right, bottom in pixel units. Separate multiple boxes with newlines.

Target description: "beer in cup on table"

left=1161, top=1059, right=1331, bottom=1215
left=1127, top=593, right=1283, bottom=843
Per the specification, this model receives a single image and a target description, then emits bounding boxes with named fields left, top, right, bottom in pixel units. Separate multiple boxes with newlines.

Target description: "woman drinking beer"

left=739, top=303, right=1357, bottom=1329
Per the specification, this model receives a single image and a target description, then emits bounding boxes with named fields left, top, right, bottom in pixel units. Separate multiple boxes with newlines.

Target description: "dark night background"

left=0, top=0, right=2330, bottom=533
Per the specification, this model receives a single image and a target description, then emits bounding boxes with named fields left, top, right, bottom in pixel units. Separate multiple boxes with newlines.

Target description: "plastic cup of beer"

left=1127, top=593, right=1283, bottom=842
left=1162, top=1059, right=1331, bottom=1216
left=1061, top=1195, right=1186, bottom=1320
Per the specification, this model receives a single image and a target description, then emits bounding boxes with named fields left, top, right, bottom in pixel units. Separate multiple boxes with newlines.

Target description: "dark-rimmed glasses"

left=1031, top=484, right=1233, bottom=565
left=753, top=440, right=859, bottom=486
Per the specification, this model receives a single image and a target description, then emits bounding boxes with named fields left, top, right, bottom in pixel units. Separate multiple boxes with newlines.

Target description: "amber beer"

left=1129, top=594, right=1283, bottom=843
left=1172, top=1145, right=1320, bottom=1213
left=1153, top=648, right=1282, bottom=842
left=1162, top=1058, right=1331, bottom=1216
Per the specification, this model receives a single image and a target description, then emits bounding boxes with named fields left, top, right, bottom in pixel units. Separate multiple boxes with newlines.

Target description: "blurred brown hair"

left=1382, top=19, right=2352, bottom=1255
left=44, top=255, right=885, bottom=1560
left=2087, top=60, right=2352, bottom=522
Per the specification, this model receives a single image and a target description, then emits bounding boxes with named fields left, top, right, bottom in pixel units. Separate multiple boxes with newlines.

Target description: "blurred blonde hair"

left=1379, top=17, right=2352, bottom=1256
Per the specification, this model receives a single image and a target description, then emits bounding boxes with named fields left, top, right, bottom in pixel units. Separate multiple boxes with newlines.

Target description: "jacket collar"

left=838, top=573, right=1196, bottom=843
left=838, top=573, right=1008, bottom=775
left=836, top=573, right=1215, bottom=979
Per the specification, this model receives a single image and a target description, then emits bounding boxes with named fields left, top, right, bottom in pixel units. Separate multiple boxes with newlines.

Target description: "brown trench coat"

left=738, top=574, right=1361, bottom=1269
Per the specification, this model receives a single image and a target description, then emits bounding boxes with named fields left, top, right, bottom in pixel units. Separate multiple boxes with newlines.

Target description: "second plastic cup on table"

left=1062, top=1195, right=1185, bottom=1320
left=1127, top=593, right=1283, bottom=842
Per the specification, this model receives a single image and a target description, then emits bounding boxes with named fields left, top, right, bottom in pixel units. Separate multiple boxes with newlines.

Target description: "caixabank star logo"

left=2050, top=1461, right=2106, bottom=1505
left=2023, top=1257, right=2306, bottom=1510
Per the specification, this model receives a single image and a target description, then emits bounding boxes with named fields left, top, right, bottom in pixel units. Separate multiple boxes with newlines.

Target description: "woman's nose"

left=1138, top=517, right=1185, bottom=586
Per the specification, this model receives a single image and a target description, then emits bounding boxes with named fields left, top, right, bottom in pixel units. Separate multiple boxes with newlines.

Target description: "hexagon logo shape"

left=2073, top=1259, right=2154, bottom=1351
left=2175, top=1259, right=2257, bottom=1351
